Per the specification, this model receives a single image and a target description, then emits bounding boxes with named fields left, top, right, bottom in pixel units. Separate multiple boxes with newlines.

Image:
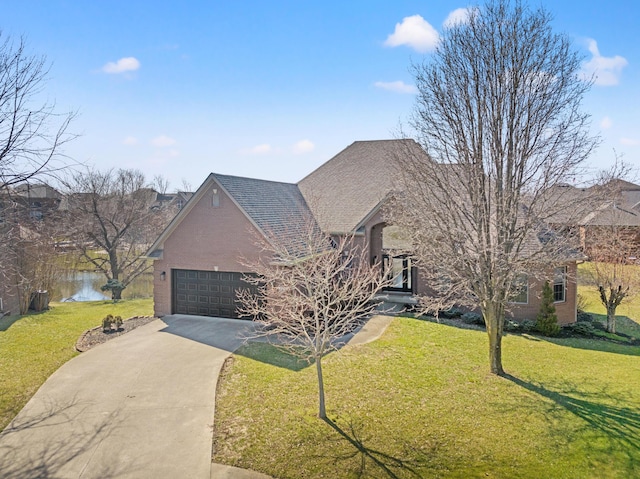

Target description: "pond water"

left=54, top=271, right=153, bottom=302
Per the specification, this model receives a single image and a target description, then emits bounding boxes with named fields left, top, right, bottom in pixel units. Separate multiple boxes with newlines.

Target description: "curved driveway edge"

left=0, top=314, right=393, bottom=478
left=0, top=315, right=257, bottom=479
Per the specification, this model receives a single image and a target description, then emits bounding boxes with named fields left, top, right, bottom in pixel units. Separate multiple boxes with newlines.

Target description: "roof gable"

left=212, top=174, right=319, bottom=256
left=146, top=173, right=318, bottom=259
left=298, top=139, right=428, bottom=234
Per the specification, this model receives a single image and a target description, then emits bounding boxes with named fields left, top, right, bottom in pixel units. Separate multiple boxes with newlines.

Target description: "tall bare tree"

left=393, top=0, right=598, bottom=375
left=0, top=33, right=75, bottom=189
left=238, top=223, right=390, bottom=419
left=0, top=32, right=74, bottom=313
left=62, top=168, right=171, bottom=300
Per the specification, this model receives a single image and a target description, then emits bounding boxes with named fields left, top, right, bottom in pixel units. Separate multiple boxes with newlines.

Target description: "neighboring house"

left=147, top=140, right=578, bottom=324
left=11, top=183, right=62, bottom=221
left=546, top=179, right=640, bottom=258
left=150, top=191, right=194, bottom=212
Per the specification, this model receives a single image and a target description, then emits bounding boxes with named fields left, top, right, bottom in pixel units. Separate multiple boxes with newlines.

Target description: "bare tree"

left=238, top=223, right=390, bottom=419
left=0, top=33, right=75, bottom=189
left=584, top=165, right=640, bottom=334
left=0, top=33, right=75, bottom=312
left=588, top=227, right=640, bottom=334
left=62, top=168, right=170, bottom=300
left=153, top=175, right=170, bottom=195
left=393, top=0, right=598, bottom=375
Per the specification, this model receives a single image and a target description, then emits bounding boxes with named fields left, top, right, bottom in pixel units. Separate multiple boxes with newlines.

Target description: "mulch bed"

left=75, top=316, right=158, bottom=352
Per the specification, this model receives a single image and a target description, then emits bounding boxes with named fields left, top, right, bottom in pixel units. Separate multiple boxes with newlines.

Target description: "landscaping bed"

left=410, top=309, right=640, bottom=346
left=75, top=315, right=157, bottom=352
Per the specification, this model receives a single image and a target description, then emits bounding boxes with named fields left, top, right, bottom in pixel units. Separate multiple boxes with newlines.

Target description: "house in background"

left=11, top=183, right=62, bottom=221
left=146, top=140, right=578, bottom=324
left=150, top=190, right=194, bottom=212
left=545, top=179, right=640, bottom=258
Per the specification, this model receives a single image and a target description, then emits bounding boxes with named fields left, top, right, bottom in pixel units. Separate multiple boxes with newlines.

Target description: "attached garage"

left=147, top=173, right=314, bottom=318
left=172, top=269, right=256, bottom=318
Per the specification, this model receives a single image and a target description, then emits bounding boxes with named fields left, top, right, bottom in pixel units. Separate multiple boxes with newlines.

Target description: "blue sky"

left=4, top=1, right=638, bottom=190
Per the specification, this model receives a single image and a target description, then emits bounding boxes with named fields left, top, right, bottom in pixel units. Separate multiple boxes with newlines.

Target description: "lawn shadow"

left=0, top=315, right=21, bottom=332
left=320, top=417, right=430, bottom=478
left=504, top=373, right=640, bottom=466
left=542, top=336, right=640, bottom=356
left=588, top=313, right=640, bottom=338
left=234, top=342, right=313, bottom=372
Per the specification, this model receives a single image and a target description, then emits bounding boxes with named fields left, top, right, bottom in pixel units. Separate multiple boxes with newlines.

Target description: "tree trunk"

left=315, top=356, right=326, bottom=419
left=112, top=288, right=123, bottom=300
left=484, top=303, right=505, bottom=376
left=606, top=306, right=617, bottom=334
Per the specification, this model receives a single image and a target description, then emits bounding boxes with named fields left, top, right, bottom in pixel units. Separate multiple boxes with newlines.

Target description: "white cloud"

left=292, top=139, right=315, bottom=154
left=600, top=116, right=613, bottom=130
left=384, top=15, right=439, bottom=53
left=243, top=144, right=273, bottom=155
left=581, top=39, right=627, bottom=86
left=443, top=7, right=474, bottom=29
left=122, top=136, right=138, bottom=146
left=374, top=80, right=418, bottom=94
left=151, top=135, right=177, bottom=147
left=102, top=57, right=141, bottom=74
left=620, top=138, right=640, bottom=146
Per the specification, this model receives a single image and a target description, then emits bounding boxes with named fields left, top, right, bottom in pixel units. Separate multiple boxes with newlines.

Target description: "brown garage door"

left=172, top=269, right=256, bottom=318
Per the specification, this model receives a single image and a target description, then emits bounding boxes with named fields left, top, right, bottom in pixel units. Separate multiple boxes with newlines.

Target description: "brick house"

left=147, top=140, right=578, bottom=323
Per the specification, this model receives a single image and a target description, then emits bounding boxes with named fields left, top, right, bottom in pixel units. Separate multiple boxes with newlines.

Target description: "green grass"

left=0, top=299, right=153, bottom=431
left=577, top=288, right=640, bottom=339
left=214, top=318, right=640, bottom=478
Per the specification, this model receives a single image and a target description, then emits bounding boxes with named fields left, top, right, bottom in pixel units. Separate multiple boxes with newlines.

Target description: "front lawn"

left=0, top=299, right=153, bottom=431
left=213, top=317, right=640, bottom=478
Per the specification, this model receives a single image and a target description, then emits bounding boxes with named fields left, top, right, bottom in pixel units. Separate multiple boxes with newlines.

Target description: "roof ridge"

left=212, top=172, right=297, bottom=187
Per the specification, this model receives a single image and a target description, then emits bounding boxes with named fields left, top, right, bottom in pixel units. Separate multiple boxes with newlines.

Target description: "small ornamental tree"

left=586, top=167, right=640, bottom=334
left=238, top=222, right=390, bottom=420
left=101, top=279, right=126, bottom=301
left=536, top=281, right=560, bottom=336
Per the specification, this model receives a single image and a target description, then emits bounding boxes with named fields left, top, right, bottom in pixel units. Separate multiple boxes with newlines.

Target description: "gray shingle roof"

left=543, top=179, right=640, bottom=227
left=212, top=173, right=319, bottom=257
left=298, top=139, right=428, bottom=234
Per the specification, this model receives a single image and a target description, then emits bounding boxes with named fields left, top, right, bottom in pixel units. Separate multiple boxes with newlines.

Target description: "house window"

left=553, top=267, right=566, bottom=302
left=510, top=274, right=528, bottom=304
left=211, top=189, right=220, bottom=207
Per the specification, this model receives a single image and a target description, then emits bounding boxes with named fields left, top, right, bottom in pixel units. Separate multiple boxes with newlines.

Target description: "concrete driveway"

left=0, top=315, right=259, bottom=479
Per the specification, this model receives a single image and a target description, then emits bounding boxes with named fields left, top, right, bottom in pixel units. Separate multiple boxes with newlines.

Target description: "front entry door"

left=382, top=254, right=412, bottom=292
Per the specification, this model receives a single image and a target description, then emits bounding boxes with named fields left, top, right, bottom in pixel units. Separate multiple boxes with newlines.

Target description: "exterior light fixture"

left=160, top=271, right=166, bottom=281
